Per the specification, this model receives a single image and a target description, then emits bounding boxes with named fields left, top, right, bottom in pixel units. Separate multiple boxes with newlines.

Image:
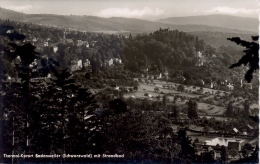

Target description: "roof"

left=227, top=142, right=240, bottom=150
left=208, top=146, right=215, bottom=152
left=233, top=128, right=239, bottom=133
left=247, top=124, right=253, bottom=129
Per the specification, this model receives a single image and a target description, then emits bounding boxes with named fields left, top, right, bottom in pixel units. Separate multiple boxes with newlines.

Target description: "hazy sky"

left=0, top=0, right=259, bottom=20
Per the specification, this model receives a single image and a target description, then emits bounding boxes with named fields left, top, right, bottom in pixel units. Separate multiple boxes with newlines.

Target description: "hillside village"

left=0, top=18, right=259, bottom=163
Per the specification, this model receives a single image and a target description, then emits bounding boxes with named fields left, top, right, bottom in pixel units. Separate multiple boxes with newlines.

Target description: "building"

left=77, top=40, right=84, bottom=46
left=227, top=83, right=234, bottom=90
left=83, top=59, right=91, bottom=67
left=53, top=46, right=58, bottom=53
left=227, top=142, right=241, bottom=151
left=108, top=59, right=113, bottom=66
left=197, top=51, right=202, bottom=58
left=43, top=41, right=48, bottom=47
left=163, top=71, right=169, bottom=80
left=201, top=79, right=205, bottom=86
left=207, top=147, right=217, bottom=160
left=70, top=59, right=83, bottom=71
left=12, top=56, right=21, bottom=65
left=210, top=81, right=217, bottom=89
left=233, top=128, right=239, bottom=133
left=195, top=58, right=204, bottom=67
left=66, top=39, right=73, bottom=43
left=204, top=137, right=245, bottom=148
left=6, top=29, right=14, bottom=34
left=32, top=37, right=38, bottom=42
left=158, top=73, right=162, bottom=79
left=86, top=42, right=90, bottom=48
left=113, top=58, right=122, bottom=64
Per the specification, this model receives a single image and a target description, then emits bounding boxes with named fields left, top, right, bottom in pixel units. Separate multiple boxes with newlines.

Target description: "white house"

left=77, top=40, right=84, bottom=46
left=6, top=30, right=13, bottom=34
left=108, top=59, right=113, bottom=66
left=113, top=58, right=122, bottom=64
left=201, top=79, right=205, bottom=86
left=53, top=46, right=58, bottom=53
left=196, top=58, right=203, bottom=66
left=233, top=128, right=239, bottom=133
left=83, top=59, right=91, bottom=67
left=197, top=51, right=202, bottom=58
left=204, top=137, right=245, bottom=148
left=67, top=39, right=73, bottom=43
left=241, top=79, right=253, bottom=89
left=43, top=42, right=48, bottom=47
left=164, top=71, right=169, bottom=79
left=86, top=42, right=90, bottom=48
left=227, top=83, right=234, bottom=90
left=158, top=73, right=162, bottom=79
left=77, top=59, right=83, bottom=68
left=70, top=59, right=83, bottom=71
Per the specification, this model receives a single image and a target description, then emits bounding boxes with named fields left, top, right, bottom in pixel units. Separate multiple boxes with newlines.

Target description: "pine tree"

left=1, top=24, right=40, bottom=163
left=187, top=100, right=198, bottom=119
left=228, top=36, right=259, bottom=82
left=220, top=146, right=228, bottom=163
left=226, top=101, right=234, bottom=116
left=35, top=70, right=99, bottom=156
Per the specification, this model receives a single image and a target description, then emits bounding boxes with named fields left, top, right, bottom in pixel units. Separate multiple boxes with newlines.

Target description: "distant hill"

left=157, top=14, right=258, bottom=33
left=189, top=31, right=255, bottom=47
left=0, top=7, right=256, bottom=35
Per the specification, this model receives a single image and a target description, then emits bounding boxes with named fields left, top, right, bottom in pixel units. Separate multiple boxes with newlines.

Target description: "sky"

left=0, top=0, right=259, bottom=20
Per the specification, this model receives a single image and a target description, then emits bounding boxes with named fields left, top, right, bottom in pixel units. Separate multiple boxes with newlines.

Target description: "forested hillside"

left=157, top=14, right=258, bottom=33
left=122, top=28, right=258, bottom=88
left=1, top=20, right=257, bottom=89
left=0, top=17, right=258, bottom=164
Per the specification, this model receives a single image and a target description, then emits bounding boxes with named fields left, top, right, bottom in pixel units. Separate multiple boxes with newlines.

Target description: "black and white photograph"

left=0, top=0, right=259, bottom=163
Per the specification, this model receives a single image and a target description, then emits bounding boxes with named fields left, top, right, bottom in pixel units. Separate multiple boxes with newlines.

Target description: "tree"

left=203, top=149, right=215, bottom=163
left=241, top=143, right=253, bottom=158
left=109, top=98, right=127, bottom=114
left=31, top=69, right=100, bottom=163
left=177, top=85, right=185, bottom=92
left=199, top=87, right=204, bottom=94
left=177, top=128, right=196, bottom=163
left=226, top=101, right=234, bottom=117
left=154, top=87, right=159, bottom=93
left=229, top=149, right=239, bottom=159
left=1, top=24, right=100, bottom=163
left=193, top=138, right=199, bottom=144
left=243, top=100, right=250, bottom=117
left=203, top=126, right=210, bottom=134
left=1, top=24, right=42, bottom=163
left=220, top=146, right=229, bottom=163
left=187, top=100, right=198, bottom=119
left=228, top=36, right=259, bottom=82
left=162, top=95, right=168, bottom=107
left=172, top=105, right=180, bottom=122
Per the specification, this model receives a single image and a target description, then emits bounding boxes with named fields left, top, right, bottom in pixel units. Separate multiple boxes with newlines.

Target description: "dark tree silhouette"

left=220, top=145, right=229, bottom=163
left=0, top=23, right=99, bottom=163
left=228, top=36, right=259, bottom=82
left=187, top=100, right=198, bottom=119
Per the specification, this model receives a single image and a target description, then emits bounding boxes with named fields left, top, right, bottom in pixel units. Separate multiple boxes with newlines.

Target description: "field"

left=124, top=79, right=227, bottom=116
